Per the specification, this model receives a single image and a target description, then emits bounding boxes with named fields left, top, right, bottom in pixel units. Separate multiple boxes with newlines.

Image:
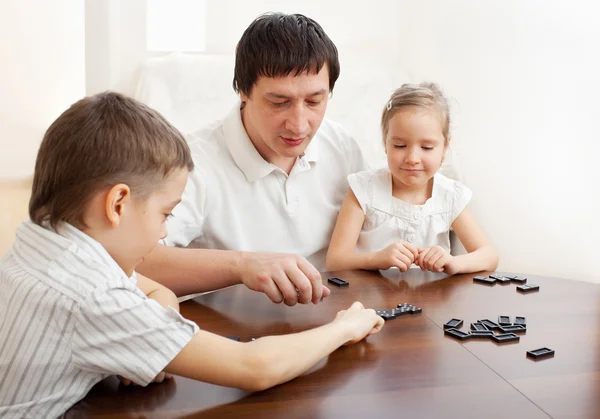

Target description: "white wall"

left=396, top=0, right=600, bottom=282
left=0, top=1, right=85, bottom=180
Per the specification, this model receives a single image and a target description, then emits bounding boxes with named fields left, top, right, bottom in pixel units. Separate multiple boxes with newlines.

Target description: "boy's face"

left=116, top=168, right=188, bottom=276
left=239, top=66, right=330, bottom=167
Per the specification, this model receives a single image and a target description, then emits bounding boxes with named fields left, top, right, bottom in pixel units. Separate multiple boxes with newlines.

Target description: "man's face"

left=239, top=66, right=330, bottom=166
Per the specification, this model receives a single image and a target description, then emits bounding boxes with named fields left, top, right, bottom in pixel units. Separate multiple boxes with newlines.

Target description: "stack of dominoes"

left=444, top=315, right=526, bottom=343
left=375, top=303, right=422, bottom=320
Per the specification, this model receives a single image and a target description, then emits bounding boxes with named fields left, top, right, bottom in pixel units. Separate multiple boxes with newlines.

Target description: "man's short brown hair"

left=29, top=91, right=194, bottom=229
left=233, top=12, right=340, bottom=96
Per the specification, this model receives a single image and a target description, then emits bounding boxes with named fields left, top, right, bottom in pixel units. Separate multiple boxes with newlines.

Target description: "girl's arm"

left=326, top=189, right=373, bottom=271
left=326, top=189, right=418, bottom=271
left=450, top=207, right=499, bottom=273
left=164, top=301, right=384, bottom=391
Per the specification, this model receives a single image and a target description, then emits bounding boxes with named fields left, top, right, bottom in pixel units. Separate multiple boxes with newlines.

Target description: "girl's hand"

left=416, top=245, right=460, bottom=275
left=373, top=241, right=420, bottom=271
left=333, top=301, right=385, bottom=344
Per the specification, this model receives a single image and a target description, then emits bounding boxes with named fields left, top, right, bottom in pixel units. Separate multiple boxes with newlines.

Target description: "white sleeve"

left=347, top=171, right=370, bottom=214
left=451, top=181, right=473, bottom=222
left=163, top=166, right=207, bottom=247
left=72, top=286, right=199, bottom=386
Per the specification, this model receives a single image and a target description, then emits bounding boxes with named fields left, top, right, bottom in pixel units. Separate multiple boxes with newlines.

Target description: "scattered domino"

left=469, top=330, right=495, bottom=339
left=510, top=275, right=527, bottom=284
left=517, top=284, right=540, bottom=293
left=473, top=276, right=496, bottom=285
left=328, top=277, right=349, bottom=287
left=514, top=316, right=527, bottom=326
left=444, top=328, right=471, bottom=340
left=498, top=316, right=512, bottom=326
left=479, top=319, right=501, bottom=330
left=492, top=333, right=520, bottom=343
left=527, top=347, right=555, bottom=360
left=489, top=274, right=505, bottom=281
left=499, top=324, right=527, bottom=334
left=444, top=318, right=463, bottom=329
left=471, top=322, right=488, bottom=331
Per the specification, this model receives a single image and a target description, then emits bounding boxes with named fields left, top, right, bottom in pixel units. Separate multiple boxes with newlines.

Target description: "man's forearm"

left=137, top=245, right=243, bottom=297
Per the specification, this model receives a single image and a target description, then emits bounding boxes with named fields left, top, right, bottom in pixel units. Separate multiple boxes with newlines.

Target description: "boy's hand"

left=416, top=245, right=459, bottom=275
left=373, top=241, right=419, bottom=271
left=118, top=371, right=173, bottom=387
left=333, top=301, right=384, bottom=344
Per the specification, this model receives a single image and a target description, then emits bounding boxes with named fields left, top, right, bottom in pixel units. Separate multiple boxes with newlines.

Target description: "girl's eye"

left=422, top=146, right=434, bottom=150
left=394, top=145, right=406, bottom=148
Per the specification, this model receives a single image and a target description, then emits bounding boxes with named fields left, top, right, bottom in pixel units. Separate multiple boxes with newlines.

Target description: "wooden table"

left=67, top=269, right=600, bottom=418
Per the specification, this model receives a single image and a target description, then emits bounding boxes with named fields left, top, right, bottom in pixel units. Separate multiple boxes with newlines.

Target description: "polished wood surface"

left=67, top=269, right=600, bottom=419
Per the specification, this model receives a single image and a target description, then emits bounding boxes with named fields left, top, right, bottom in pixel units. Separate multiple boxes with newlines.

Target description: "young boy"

left=0, top=92, right=384, bottom=418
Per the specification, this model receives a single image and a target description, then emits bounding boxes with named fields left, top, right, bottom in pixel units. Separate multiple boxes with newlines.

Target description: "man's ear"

left=105, top=184, right=131, bottom=228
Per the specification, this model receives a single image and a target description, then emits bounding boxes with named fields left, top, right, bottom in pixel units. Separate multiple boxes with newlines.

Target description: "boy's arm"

left=450, top=207, right=499, bottom=273
left=136, top=272, right=179, bottom=311
left=137, top=245, right=329, bottom=305
left=164, top=302, right=384, bottom=391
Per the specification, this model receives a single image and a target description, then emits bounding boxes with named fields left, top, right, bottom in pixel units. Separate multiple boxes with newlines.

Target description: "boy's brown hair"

left=29, top=91, right=194, bottom=229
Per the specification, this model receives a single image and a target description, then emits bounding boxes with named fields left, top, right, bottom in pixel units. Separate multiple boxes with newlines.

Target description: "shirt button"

left=413, top=213, right=421, bottom=220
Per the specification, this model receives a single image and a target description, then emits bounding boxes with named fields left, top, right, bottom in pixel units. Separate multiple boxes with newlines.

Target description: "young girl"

left=326, top=82, right=498, bottom=275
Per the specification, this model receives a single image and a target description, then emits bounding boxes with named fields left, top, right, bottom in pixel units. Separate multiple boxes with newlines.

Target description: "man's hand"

left=237, top=252, right=330, bottom=306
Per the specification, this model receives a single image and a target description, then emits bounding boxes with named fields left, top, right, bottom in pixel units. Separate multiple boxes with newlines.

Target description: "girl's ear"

left=104, top=184, right=131, bottom=228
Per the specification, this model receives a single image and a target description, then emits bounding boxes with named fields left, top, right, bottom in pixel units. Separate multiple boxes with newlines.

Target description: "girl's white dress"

left=348, top=168, right=472, bottom=253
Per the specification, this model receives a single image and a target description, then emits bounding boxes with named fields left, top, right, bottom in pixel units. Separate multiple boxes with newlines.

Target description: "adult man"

left=138, top=13, right=367, bottom=306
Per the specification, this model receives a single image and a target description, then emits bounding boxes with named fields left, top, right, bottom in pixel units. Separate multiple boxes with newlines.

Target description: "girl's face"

left=384, top=106, right=447, bottom=191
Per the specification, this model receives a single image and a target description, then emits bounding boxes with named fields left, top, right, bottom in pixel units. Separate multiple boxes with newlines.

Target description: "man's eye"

left=307, top=101, right=321, bottom=106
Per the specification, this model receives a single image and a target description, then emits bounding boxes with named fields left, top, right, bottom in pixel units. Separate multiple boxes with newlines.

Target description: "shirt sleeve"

left=451, top=180, right=473, bottom=223
left=71, top=286, right=199, bottom=385
left=347, top=171, right=370, bottom=214
left=163, top=165, right=207, bottom=247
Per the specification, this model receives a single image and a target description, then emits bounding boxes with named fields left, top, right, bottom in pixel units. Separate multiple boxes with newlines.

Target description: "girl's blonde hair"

left=381, top=82, right=450, bottom=146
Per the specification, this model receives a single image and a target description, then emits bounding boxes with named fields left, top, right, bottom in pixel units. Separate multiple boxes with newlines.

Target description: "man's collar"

left=222, top=102, right=277, bottom=182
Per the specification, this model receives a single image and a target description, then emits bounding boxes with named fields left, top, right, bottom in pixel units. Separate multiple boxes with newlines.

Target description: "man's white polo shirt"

left=164, top=103, right=367, bottom=270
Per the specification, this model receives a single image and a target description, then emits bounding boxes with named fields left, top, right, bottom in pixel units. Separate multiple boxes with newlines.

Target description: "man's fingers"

left=272, top=271, right=300, bottom=306
left=258, top=274, right=285, bottom=304
left=297, top=257, right=324, bottom=304
left=285, top=266, right=313, bottom=304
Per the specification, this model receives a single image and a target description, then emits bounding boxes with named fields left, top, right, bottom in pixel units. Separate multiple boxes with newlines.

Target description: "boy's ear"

left=105, top=184, right=132, bottom=227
